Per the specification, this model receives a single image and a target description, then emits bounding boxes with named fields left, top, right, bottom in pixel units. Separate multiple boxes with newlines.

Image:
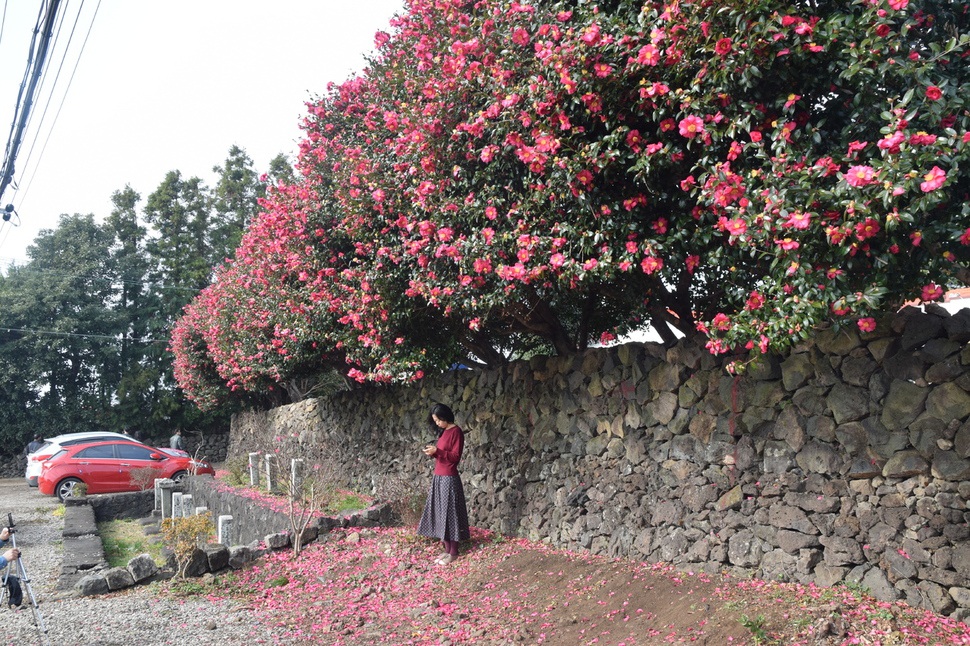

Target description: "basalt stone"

left=104, top=566, right=135, bottom=591
left=784, top=492, right=841, bottom=514
left=648, top=363, right=683, bottom=393
left=862, top=567, right=900, bottom=602
left=920, top=581, right=957, bottom=615
left=203, top=543, right=230, bottom=572
left=769, top=505, right=817, bottom=535
left=920, top=338, right=962, bottom=363
left=781, top=353, right=814, bottom=391
left=842, top=355, right=878, bottom=387
left=926, top=382, right=970, bottom=423
left=814, top=564, right=848, bottom=588
left=647, top=392, right=678, bottom=425
left=760, top=548, right=797, bottom=581
left=793, top=386, right=828, bottom=416
left=881, top=549, right=918, bottom=582
left=764, top=440, right=795, bottom=474
left=827, top=383, right=869, bottom=424
left=836, top=422, right=868, bottom=455
left=955, top=419, right=970, bottom=458
left=944, top=309, right=970, bottom=342
left=949, top=587, right=970, bottom=609
left=795, top=442, right=843, bottom=475
left=776, top=530, right=820, bottom=553
left=808, top=414, right=837, bottom=442
left=75, top=574, right=109, bottom=597
left=819, top=535, right=865, bottom=566
left=816, top=326, right=862, bottom=356
left=926, top=357, right=964, bottom=384
left=881, top=380, right=928, bottom=431
left=716, top=485, right=743, bottom=512
left=747, top=353, right=781, bottom=381
left=932, top=451, right=970, bottom=481
left=127, top=553, right=159, bottom=583
left=775, top=406, right=806, bottom=451
left=882, top=451, right=930, bottom=478
left=952, top=545, right=970, bottom=580
left=728, top=529, right=762, bottom=567
left=688, top=412, right=717, bottom=444
left=184, top=547, right=210, bottom=577
left=900, top=313, right=945, bottom=351
left=884, top=350, right=928, bottom=383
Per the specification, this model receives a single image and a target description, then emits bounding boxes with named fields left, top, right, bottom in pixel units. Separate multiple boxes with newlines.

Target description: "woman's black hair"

left=428, top=403, right=455, bottom=436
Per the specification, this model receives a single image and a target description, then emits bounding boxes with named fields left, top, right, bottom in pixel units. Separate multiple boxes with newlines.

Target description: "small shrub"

left=220, top=455, right=250, bottom=487
left=129, top=467, right=163, bottom=491
left=161, top=514, right=215, bottom=578
left=376, top=472, right=426, bottom=528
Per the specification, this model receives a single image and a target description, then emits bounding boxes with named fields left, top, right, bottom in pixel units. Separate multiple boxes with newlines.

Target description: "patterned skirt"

left=417, top=475, right=470, bottom=542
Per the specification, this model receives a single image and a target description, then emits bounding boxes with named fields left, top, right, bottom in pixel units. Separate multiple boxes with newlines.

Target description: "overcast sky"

left=0, top=0, right=403, bottom=265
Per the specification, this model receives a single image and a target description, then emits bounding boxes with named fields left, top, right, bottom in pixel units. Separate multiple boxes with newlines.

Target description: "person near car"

left=417, top=402, right=470, bottom=565
left=0, top=527, right=19, bottom=569
left=25, top=435, right=42, bottom=456
left=170, top=429, right=186, bottom=451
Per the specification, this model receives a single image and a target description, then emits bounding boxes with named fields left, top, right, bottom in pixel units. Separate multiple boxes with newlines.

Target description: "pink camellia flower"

left=636, top=44, right=661, bottom=66
left=511, top=27, right=530, bottom=46
left=678, top=115, right=706, bottom=139
left=712, top=312, right=731, bottom=331
left=641, top=255, right=663, bottom=274
left=922, top=283, right=943, bottom=301
left=714, top=38, right=732, bottom=56
left=685, top=255, right=700, bottom=274
left=784, top=211, right=811, bottom=229
left=960, top=227, right=970, bottom=245
left=845, top=165, right=876, bottom=187
left=746, top=291, right=765, bottom=310
left=925, top=85, right=942, bottom=101
left=920, top=166, right=946, bottom=192
left=857, top=317, right=877, bottom=333
left=725, top=218, right=747, bottom=236
left=889, top=0, right=909, bottom=9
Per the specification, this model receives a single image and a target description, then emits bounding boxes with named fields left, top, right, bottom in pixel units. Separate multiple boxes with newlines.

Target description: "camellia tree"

left=172, top=0, right=970, bottom=405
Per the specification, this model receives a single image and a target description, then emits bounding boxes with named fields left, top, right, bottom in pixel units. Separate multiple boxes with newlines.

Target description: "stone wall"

left=184, top=476, right=394, bottom=546
left=184, top=431, right=230, bottom=463
left=233, top=306, right=970, bottom=620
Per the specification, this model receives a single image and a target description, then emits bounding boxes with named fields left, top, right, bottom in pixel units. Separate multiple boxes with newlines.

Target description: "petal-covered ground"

left=206, top=527, right=970, bottom=645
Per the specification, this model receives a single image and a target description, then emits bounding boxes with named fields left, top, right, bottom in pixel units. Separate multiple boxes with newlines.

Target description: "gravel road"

left=0, top=478, right=292, bottom=646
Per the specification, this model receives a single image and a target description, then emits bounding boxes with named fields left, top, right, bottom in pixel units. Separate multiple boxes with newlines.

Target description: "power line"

left=0, top=325, right=165, bottom=343
left=0, top=0, right=62, bottom=202
left=15, top=0, right=101, bottom=209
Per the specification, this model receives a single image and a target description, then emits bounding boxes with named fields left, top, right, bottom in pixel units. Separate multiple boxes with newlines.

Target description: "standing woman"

left=418, top=403, right=470, bottom=565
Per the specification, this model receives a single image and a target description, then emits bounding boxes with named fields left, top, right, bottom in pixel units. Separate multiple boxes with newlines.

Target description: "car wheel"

left=171, top=470, right=188, bottom=484
left=56, top=477, right=84, bottom=502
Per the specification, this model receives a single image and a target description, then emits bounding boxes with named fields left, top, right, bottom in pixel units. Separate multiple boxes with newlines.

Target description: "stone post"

left=248, top=452, right=260, bottom=487
left=154, top=478, right=164, bottom=511
left=181, top=494, right=194, bottom=517
left=290, top=458, right=304, bottom=500
left=195, top=506, right=208, bottom=516
left=172, top=492, right=183, bottom=519
left=218, top=515, right=234, bottom=546
left=264, top=454, right=275, bottom=493
left=158, top=479, right=176, bottom=518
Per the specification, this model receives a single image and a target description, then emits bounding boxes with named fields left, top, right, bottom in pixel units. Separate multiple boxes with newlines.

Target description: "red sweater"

left=434, top=425, right=464, bottom=477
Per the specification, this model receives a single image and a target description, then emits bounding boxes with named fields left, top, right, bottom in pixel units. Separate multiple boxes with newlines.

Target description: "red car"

left=38, top=440, right=215, bottom=501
